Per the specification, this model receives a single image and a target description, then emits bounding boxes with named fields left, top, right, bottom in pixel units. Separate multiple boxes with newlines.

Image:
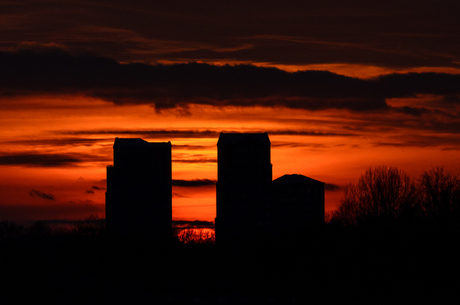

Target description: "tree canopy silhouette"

left=419, top=167, right=460, bottom=227
left=332, top=166, right=419, bottom=228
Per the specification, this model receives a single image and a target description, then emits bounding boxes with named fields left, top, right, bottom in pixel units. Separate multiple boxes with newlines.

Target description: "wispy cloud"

left=0, top=153, right=83, bottom=167
left=3, top=138, right=107, bottom=147
left=172, top=179, right=216, bottom=187
left=56, top=129, right=221, bottom=139
left=28, top=189, right=55, bottom=201
left=55, top=128, right=360, bottom=139
left=172, top=158, right=217, bottom=164
left=0, top=201, right=105, bottom=222
left=172, top=192, right=188, bottom=198
left=172, top=220, right=214, bottom=229
left=0, top=152, right=109, bottom=167
left=325, top=183, right=341, bottom=192
left=372, top=134, right=460, bottom=149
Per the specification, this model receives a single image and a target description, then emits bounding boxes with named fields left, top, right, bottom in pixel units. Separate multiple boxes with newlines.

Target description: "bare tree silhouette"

left=419, top=167, right=460, bottom=227
left=332, top=166, right=419, bottom=227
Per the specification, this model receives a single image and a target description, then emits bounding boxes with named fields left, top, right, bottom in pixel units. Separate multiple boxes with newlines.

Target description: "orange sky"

left=0, top=1, right=459, bottom=222
left=1, top=94, right=459, bottom=222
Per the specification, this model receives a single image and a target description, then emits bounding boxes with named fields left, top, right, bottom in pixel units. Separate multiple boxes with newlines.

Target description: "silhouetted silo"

left=216, top=132, right=272, bottom=244
left=106, top=138, right=172, bottom=237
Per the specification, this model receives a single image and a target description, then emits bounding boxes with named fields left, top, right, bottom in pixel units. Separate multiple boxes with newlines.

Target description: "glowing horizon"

left=1, top=93, right=459, bottom=222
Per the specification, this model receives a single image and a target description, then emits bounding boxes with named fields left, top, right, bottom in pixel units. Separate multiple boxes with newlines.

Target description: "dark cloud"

left=0, top=153, right=83, bottom=167
left=172, top=220, right=214, bottom=229
left=375, top=73, right=460, bottom=98
left=1, top=49, right=459, bottom=113
left=3, top=138, right=107, bottom=147
left=36, top=124, right=460, bottom=152
left=172, top=179, right=216, bottom=187
left=57, top=129, right=221, bottom=139
left=394, top=106, right=432, bottom=117
left=0, top=202, right=104, bottom=222
left=56, top=128, right=360, bottom=139
left=1, top=1, right=458, bottom=68
left=271, top=142, right=329, bottom=149
left=438, top=94, right=460, bottom=106
left=172, top=192, right=188, bottom=198
left=325, top=183, right=341, bottom=192
left=372, top=134, right=460, bottom=149
left=28, top=189, right=56, bottom=201
left=172, top=144, right=213, bottom=150
left=0, top=152, right=108, bottom=167
left=86, top=190, right=95, bottom=194
left=91, top=186, right=106, bottom=190
left=172, top=158, right=217, bottom=164
left=269, top=130, right=358, bottom=137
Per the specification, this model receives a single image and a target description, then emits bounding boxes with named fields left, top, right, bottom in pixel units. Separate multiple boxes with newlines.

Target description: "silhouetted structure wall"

left=106, top=138, right=172, bottom=237
left=216, top=133, right=272, bottom=243
left=271, top=174, right=325, bottom=233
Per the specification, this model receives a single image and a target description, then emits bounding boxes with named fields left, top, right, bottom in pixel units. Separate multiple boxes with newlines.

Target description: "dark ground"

left=1, top=225, right=459, bottom=304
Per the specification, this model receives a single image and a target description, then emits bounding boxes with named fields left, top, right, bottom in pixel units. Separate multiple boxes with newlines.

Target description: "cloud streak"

left=172, top=220, right=214, bottom=229
left=0, top=152, right=108, bottom=167
left=172, top=158, right=217, bottom=164
left=56, top=128, right=359, bottom=139
left=0, top=202, right=105, bottom=222
left=325, top=183, right=341, bottom=192
left=3, top=138, right=107, bottom=147
left=29, top=189, right=56, bottom=201
left=172, top=179, right=216, bottom=187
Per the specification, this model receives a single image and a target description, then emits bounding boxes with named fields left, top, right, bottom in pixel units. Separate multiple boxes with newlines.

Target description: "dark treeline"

left=0, top=166, right=459, bottom=304
left=330, top=166, right=460, bottom=231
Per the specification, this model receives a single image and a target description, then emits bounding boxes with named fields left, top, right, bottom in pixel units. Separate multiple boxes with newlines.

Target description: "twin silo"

left=105, top=133, right=324, bottom=241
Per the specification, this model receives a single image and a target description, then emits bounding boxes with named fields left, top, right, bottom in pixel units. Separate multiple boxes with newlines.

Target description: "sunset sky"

left=1, top=0, right=459, bottom=223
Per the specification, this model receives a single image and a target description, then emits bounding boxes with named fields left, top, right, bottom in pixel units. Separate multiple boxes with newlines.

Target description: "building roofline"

left=273, top=174, right=324, bottom=184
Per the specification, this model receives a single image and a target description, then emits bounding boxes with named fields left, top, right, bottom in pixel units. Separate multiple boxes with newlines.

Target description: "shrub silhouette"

left=175, top=228, right=215, bottom=244
left=0, top=221, right=24, bottom=239
left=27, top=221, right=54, bottom=237
left=71, top=214, right=105, bottom=236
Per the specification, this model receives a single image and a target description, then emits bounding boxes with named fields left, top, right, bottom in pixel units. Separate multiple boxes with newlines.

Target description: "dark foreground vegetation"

left=330, top=166, right=460, bottom=231
left=1, top=166, right=459, bottom=304
left=1, top=220, right=458, bottom=304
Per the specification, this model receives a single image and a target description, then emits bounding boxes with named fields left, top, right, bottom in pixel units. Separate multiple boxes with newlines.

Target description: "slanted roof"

left=113, top=137, right=170, bottom=147
left=273, top=174, right=324, bottom=185
left=217, top=132, right=270, bottom=146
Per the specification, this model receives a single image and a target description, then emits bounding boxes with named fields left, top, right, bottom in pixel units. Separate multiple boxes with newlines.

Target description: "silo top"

left=217, top=132, right=270, bottom=146
left=114, top=137, right=170, bottom=148
left=113, top=137, right=171, bottom=168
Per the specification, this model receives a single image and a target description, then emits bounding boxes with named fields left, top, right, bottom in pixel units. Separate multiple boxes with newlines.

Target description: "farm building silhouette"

left=215, top=132, right=324, bottom=244
left=105, top=134, right=324, bottom=242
